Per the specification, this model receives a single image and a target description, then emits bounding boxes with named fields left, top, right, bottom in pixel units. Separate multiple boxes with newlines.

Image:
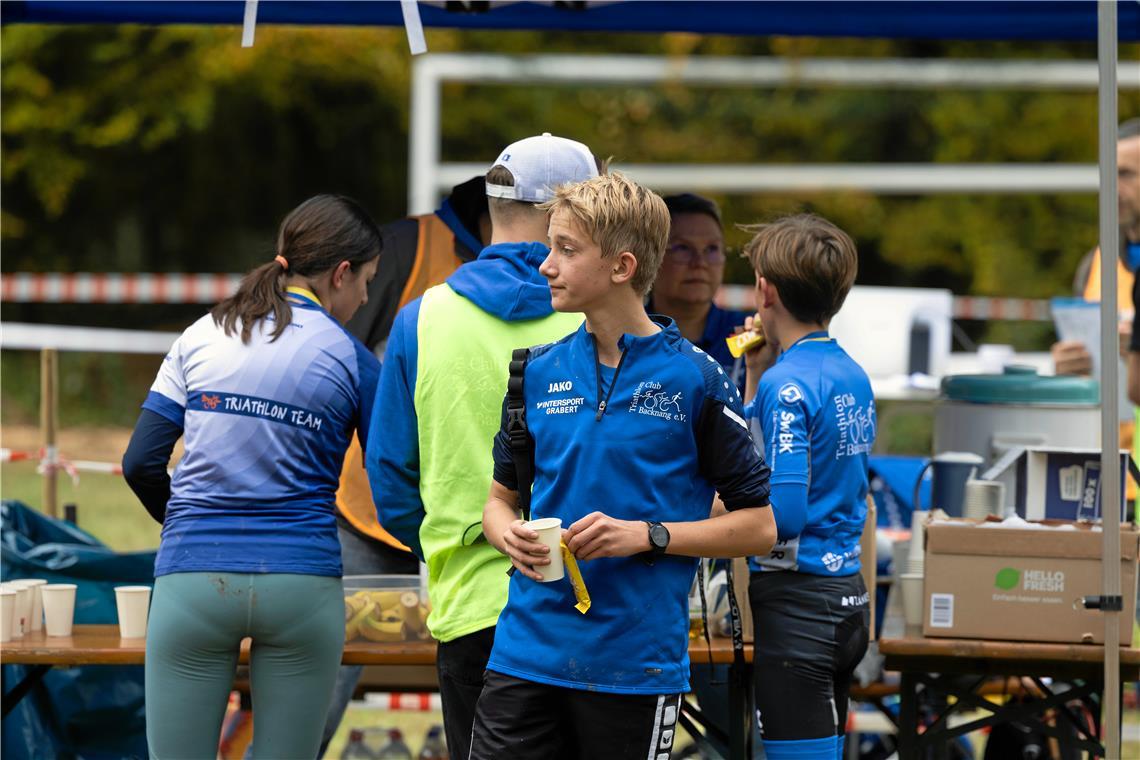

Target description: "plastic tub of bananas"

left=344, top=575, right=431, bottom=643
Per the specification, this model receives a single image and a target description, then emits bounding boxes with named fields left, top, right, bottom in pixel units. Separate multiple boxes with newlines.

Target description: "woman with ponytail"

left=122, top=195, right=382, bottom=758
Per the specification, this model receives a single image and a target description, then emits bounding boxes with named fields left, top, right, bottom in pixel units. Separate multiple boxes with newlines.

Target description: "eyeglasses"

left=664, top=243, right=727, bottom=266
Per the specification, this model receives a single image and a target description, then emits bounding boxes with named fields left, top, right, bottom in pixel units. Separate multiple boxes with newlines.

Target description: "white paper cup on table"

left=0, top=588, right=16, bottom=643
left=11, top=579, right=48, bottom=632
left=115, top=586, right=152, bottom=638
left=524, top=518, right=565, bottom=582
left=8, top=584, right=32, bottom=638
left=899, top=573, right=924, bottom=629
left=41, top=584, right=78, bottom=637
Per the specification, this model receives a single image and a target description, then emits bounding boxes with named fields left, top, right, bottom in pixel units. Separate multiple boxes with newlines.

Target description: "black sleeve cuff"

left=122, top=408, right=181, bottom=524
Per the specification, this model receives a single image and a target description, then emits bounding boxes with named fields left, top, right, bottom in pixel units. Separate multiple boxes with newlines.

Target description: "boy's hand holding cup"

left=503, top=519, right=558, bottom=582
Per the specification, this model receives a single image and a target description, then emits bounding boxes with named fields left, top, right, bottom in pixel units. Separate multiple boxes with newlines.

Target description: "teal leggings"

left=145, top=572, right=344, bottom=759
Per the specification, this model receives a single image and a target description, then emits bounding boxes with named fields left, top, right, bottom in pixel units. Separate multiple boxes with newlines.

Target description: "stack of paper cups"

left=905, top=511, right=928, bottom=576
left=964, top=480, right=1004, bottom=521
left=3, top=583, right=32, bottom=639
left=0, top=588, right=16, bottom=643
left=11, top=579, right=47, bottom=632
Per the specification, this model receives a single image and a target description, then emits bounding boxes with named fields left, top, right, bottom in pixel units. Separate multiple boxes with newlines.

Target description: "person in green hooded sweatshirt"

left=366, top=133, right=600, bottom=760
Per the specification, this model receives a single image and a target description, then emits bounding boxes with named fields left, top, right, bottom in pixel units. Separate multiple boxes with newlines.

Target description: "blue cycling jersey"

left=143, top=292, right=379, bottom=577
left=488, top=317, right=771, bottom=695
left=745, top=332, right=875, bottom=577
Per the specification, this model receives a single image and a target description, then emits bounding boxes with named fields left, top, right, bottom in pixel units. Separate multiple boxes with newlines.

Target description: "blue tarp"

left=3, top=1, right=1139, bottom=42
left=1, top=500, right=154, bottom=760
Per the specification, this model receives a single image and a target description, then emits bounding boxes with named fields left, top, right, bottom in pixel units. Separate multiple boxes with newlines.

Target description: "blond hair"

left=539, top=172, right=669, bottom=295
left=741, top=214, right=858, bottom=324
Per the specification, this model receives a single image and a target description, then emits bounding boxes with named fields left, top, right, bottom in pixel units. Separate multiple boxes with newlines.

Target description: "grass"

left=1, top=460, right=161, bottom=552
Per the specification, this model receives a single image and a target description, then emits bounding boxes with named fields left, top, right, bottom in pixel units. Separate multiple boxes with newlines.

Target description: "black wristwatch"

left=645, top=521, right=670, bottom=557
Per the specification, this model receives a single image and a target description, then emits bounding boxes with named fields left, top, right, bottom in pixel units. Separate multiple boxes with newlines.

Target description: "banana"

left=368, top=591, right=404, bottom=609
left=345, top=599, right=377, bottom=641
left=399, top=591, right=428, bottom=638
left=359, top=615, right=405, bottom=642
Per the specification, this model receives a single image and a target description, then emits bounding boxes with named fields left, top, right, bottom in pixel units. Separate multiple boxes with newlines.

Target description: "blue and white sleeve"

left=142, top=334, right=187, bottom=427
left=696, top=372, right=770, bottom=511
left=762, top=380, right=811, bottom=540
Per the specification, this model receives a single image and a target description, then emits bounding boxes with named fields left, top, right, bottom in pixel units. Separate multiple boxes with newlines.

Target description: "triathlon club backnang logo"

left=629, top=381, right=686, bottom=423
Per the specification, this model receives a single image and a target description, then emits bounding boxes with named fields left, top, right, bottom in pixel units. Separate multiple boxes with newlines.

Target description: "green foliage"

left=0, top=461, right=161, bottom=551
left=1, top=349, right=162, bottom=427
left=1, top=25, right=1138, bottom=380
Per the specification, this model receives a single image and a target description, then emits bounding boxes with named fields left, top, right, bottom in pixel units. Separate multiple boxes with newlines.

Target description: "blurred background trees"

left=2, top=23, right=1138, bottom=424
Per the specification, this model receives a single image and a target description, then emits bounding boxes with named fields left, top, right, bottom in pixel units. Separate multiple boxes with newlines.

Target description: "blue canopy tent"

left=2, top=1, right=1139, bottom=41
left=1, top=1, right=1135, bottom=756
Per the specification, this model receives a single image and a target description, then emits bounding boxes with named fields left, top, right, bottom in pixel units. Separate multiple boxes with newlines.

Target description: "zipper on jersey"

left=591, top=334, right=629, bottom=421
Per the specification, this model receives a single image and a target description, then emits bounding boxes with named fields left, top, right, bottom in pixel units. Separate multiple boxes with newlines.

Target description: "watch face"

left=649, top=523, right=669, bottom=549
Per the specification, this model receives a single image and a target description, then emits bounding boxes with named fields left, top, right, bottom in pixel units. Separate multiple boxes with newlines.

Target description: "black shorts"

left=749, top=571, right=870, bottom=741
left=469, top=670, right=684, bottom=760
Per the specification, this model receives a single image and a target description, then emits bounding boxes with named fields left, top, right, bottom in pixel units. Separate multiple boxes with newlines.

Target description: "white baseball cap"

left=485, top=132, right=599, bottom=203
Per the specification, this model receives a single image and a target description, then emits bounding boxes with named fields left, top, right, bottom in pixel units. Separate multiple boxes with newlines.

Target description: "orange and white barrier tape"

left=2, top=447, right=123, bottom=486
left=1, top=273, right=241, bottom=304
left=361, top=692, right=442, bottom=712
left=2, top=273, right=1051, bottom=321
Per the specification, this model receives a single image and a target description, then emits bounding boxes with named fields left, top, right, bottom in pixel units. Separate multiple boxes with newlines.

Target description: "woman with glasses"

left=649, top=193, right=750, bottom=388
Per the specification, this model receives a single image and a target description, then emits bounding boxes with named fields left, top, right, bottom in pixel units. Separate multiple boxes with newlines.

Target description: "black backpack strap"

left=506, top=347, right=534, bottom=522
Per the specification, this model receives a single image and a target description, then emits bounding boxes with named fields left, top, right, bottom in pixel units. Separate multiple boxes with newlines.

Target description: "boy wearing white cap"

left=367, top=133, right=599, bottom=760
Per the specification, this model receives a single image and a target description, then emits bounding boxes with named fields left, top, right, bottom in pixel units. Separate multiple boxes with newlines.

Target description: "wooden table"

left=2, top=627, right=758, bottom=758
left=879, top=636, right=1140, bottom=760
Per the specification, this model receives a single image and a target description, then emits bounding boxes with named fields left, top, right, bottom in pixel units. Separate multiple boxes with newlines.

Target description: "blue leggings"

left=145, top=572, right=344, bottom=759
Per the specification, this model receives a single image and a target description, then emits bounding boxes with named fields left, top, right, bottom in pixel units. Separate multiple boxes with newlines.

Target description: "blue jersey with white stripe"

left=143, top=293, right=379, bottom=577
left=487, top=318, right=770, bottom=694
left=745, top=332, right=874, bottom=577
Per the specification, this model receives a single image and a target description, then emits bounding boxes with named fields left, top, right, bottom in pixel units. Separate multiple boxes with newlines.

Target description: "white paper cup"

left=907, top=511, right=929, bottom=562
left=41, top=584, right=77, bottom=637
left=964, top=480, right=1004, bottom=521
left=11, top=579, right=47, bottom=632
left=115, top=586, right=152, bottom=638
left=9, top=585, right=31, bottom=638
left=524, top=518, right=565, bottom=582
left=899, top=573, right=924, bottom=629
left=0, top=589, right=16, bottom=643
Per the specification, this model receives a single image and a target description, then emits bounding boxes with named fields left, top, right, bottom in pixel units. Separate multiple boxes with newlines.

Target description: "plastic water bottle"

left=417, top=725, right=448, bottom=760
left=341, top=729, right=377, bottom=760
left=376, top=728, right=414, bottom=760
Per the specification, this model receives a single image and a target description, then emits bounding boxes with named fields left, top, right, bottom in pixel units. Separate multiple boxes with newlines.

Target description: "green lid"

left=941, top=365, right=1099, bottom=405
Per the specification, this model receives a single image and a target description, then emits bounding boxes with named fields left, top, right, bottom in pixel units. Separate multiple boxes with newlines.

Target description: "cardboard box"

left=922, top=519, right=1138, bottom=645
left=1011, top=447, right=1134, bottom=522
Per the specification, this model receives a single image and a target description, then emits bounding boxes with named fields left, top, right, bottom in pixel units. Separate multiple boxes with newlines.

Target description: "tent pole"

left=1097, top=4, right=1121, bottom=760
left=409, top=55, right=441, bottom=216
left=39, top=348, right=59, bottom=519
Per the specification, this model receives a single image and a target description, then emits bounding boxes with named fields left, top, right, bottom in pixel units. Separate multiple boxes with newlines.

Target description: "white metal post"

left=409, top=56, right=442, bottom=215
left=1097, top=3, right=1121, bottom=759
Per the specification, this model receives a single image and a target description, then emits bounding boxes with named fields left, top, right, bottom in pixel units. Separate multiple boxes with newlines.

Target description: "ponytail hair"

left=212, top=194, right=382, bottom=343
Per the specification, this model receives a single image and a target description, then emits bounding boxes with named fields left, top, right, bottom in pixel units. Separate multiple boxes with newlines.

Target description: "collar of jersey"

left=285, top=286, right=323, bottom=309
left=784, top=330, right=832, bottom=353
left=580, top=314, right=678, bottom=352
